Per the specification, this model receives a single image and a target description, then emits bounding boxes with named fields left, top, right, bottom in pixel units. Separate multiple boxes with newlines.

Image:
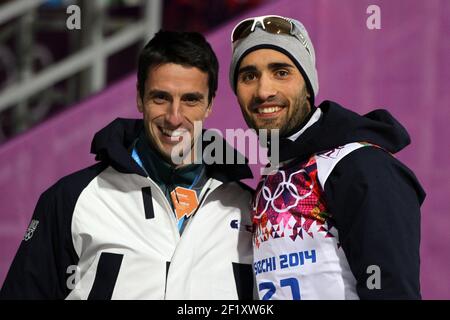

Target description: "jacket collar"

left=91, top=118, right=253, bottom=182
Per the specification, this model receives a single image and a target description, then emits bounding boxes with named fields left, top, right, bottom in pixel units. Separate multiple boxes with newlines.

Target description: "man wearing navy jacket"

left=229, top=15, right=425, bottom=299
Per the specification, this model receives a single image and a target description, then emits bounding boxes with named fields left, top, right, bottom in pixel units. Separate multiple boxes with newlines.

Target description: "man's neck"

left=135, top=130, right=203, bottom=186
left=286, top=107, right=322, bottom=142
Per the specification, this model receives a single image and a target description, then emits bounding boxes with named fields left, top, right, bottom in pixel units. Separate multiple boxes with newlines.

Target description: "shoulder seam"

left=315, top=142, right=371, bottom=190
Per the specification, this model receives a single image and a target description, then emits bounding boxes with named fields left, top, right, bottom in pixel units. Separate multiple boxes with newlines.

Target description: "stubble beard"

left=241, top=86, right=311, bottom=137
left=279, top=86, right=311, bottom=137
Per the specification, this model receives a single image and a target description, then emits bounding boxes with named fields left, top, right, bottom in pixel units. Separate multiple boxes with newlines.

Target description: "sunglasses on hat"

left=231, top=15, right=311, bottom=55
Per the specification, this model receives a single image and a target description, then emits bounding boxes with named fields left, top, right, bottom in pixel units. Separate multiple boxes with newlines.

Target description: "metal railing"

left=0, top=0, right=162, bottom=113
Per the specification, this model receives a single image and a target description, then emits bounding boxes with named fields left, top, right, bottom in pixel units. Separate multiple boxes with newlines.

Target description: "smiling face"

left=236, top=49, right=311, bottom=136
left=137, top=63, right=212, bottom=165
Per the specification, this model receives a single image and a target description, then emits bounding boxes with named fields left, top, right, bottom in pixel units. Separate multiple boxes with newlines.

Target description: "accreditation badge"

left=170, top=186, right=199, bottom=220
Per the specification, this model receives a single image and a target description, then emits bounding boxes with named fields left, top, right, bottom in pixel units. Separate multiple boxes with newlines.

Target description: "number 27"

left=258, top=277, right=301, bottom=300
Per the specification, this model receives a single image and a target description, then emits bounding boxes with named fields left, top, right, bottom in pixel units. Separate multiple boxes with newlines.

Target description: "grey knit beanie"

left=229, top=16, right=319, bottom=98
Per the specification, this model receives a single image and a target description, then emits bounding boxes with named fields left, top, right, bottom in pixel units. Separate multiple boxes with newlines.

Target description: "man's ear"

left=136, top=84, right=143, bottom=113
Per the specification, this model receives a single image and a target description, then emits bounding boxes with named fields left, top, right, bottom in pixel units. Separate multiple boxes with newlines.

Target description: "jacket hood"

left=278, top=100, right=411, bottom=162
left=90, top=118, right=253, bottom=182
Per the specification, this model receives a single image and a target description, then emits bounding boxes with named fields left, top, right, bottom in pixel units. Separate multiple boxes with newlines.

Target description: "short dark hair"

left=137, top=30, right=219, bottom=104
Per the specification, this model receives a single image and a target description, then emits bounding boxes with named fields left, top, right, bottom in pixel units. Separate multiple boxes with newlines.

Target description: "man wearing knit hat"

left=229, top=15, right=425, bottom=300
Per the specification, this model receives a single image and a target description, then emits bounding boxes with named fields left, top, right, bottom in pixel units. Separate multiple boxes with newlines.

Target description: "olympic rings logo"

left=254, top=169, right=314, bottom=219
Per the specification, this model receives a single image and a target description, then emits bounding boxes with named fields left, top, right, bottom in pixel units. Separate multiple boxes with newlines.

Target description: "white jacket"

left=1, top=119, right=255, bottom=300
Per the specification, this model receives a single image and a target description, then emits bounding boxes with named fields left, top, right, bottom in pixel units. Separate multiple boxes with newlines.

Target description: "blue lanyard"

left=131, top=147, right=144, bottom=170
left=132, top=147, right=200, bottom=232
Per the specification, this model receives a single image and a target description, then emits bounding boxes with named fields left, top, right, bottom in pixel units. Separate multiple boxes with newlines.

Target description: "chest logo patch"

left=24, top=219, right=39, bottom=241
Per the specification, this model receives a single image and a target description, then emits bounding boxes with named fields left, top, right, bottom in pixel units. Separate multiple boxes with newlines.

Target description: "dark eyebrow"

left=268, top=62, right=295, bottom=70
left=238, top=65, right=258, bottom=75
left=147, top=89, right=171, bottom=100
left=238, top=63, right=295, bottom=75
left=182, top=92, right=204, bottom=100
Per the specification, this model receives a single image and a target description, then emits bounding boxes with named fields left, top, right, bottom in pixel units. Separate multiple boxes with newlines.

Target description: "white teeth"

left=170, top=130, right=184, bottom=137
left=161, top=128, right=187, bottom=137
left=257, top=106, right=282, bottom=114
